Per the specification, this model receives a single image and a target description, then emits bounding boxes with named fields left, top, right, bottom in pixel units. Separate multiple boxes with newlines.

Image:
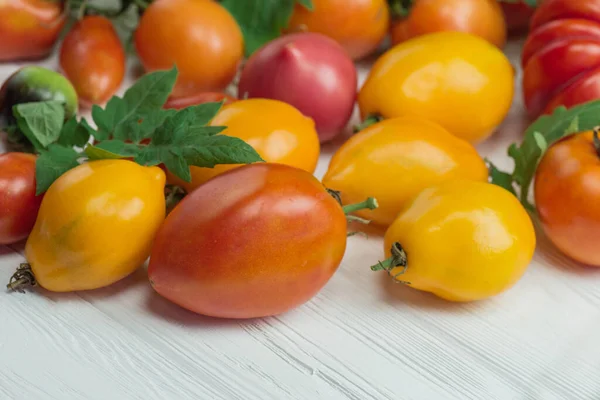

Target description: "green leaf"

left=90, top=67, right=178, bottom=142
left=179, top=135, right=265, bottom=168
left=58, top=116, right=91, bottom=147
left=92, top=140, right=141, bottom=158
left=222, top=0, right=313, bottom=56
left=495, top=100, right=600, bottom=212
left=35, top=144, right=81, bottom=195
left=487, top=159, right=517, bottom=197
left=13, top=101, right=65, bottom=151
left=85, top=144, right=132, bottom=160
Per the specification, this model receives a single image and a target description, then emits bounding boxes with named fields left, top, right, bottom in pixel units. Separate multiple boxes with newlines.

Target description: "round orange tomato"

left=287, top=0, right=390, bottom=60
left=390, top=0, right=506, bottom=49
left=134, top=0, right=243, bottom=98
left=167, top=98, right=320, bottom=192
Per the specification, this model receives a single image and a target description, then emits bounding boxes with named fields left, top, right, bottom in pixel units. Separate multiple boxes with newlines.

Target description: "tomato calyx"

left=327, top=188, right=379, bottom=233
left=370, top=242, right=411, bottom=284
left=353, top=114, right=384, bottom=134
left=593, top=127, right=600, bottom=158
left=6, top=263, right=37, bottom=293
left=165, top=184, right=186, bottom=214
left=387, top=0, right=414, bottom=18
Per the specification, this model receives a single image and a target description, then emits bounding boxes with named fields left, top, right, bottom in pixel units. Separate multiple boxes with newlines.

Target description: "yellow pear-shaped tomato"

left=167, top=98, right=320, bottom=192
left=358, top=31, right=514, bottom=143
left=321, top=116, right=488, bottom=226
left=374, top=180, right=536, bottom=302
left=24, top=160, right=166, bottom=292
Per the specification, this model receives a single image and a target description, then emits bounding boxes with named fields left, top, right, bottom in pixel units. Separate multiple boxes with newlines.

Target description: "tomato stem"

left=593, top=127, right=600, bottom=158
left=370, top=242, right=411, bottom=284
left=164, top=184, right=186, bottom=214
left=353, top=115, right=384, bottom=133
left=6, top=263, right=37, bottom=293
left=343, top=197, right=378, bottom=215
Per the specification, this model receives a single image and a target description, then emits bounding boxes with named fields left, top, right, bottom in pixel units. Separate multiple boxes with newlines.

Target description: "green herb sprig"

left=13, top=66, right=263, bottom=195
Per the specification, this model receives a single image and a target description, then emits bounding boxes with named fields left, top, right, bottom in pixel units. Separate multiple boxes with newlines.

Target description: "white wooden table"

left=2, top=38, right=600, bottom=400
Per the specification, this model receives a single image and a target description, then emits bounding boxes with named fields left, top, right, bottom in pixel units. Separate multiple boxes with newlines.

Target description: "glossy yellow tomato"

left=358, top=31, right=514, bottom=143
left=374, top=180, right=536, bottom=302
left=321, top=116, right=488, bottom=226
left=168, top=98, right=321, bottom=192
left=23, top=160, right=166, bottom=292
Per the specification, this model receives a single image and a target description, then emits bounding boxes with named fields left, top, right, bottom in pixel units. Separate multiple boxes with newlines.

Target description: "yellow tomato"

left=321, top=116, right=488, bottom=226
left=23, top=160, right=166, bottom=292
left=374, top=180, right=536, bottom=302
left=358, top=31, right=514, bottom=143
left=168, top=98, right=321, bottom=192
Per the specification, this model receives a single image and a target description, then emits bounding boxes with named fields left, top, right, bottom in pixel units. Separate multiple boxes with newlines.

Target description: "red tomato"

left=522, top=0, right=600, bottom=118
left=535, top=130, right=600, bottom=266
left=59, top=16, right=125, bottom=107
left=148, top=163, right=348, bottom=319
left=501, top=2, right=535, bottom=35
left=0, top=0, right=66, bottom=62
left=390, top=0, right=506, bottom=48
left=0, top=153, right=43, bottom=244
left=238, top=32, right=357, bottom=143
left=134, top=0, right=244, bottom=98
left=164, top=92, right=237, bottom=110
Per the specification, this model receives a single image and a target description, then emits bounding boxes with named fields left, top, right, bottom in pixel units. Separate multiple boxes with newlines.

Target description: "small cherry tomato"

left=522, top=0, right=600, bottom=118
left=164, top=92, right=237, bottom=110
left=167, top=98, right=320, bottom=193
left=390, top=0, right=506, bottom=48
left=0, top=153, right=43, bottom=245
left=373, top=180, right=536, bottom=302
left=286, top=0, right=390, bottom=60
left=59, top=16, right=125, bottom=107
left=149, top=163, right=353, bottom=319
left=0, top=0, right=66, bottom=62
left=358, top=31, right=514, bottom=143
left=134, top=0, right=244, bottom=98
left=10, top=160, right=166, bottom=293
left=322, top=116, right=488, bottom=227
left=535, top=130, right=600, bottom=266
left=238, top=32, right=357, bottom=143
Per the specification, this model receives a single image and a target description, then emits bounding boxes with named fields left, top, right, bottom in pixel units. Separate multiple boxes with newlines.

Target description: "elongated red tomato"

left=59, top=16, right=125, bottom=107
left=0, top=153, right=43, bottom=244
left=148, top=163, right=349, bottom=319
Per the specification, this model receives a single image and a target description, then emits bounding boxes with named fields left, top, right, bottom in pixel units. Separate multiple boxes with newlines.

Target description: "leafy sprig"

left=221, top=0, right=313, bottom=56
left=14, top=66, right=263, bottom=195
left=489, top=101, right=600, bottom=212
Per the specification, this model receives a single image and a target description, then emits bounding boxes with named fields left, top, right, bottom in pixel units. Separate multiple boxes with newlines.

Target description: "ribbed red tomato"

left=522, top=0, right=600, bottom=118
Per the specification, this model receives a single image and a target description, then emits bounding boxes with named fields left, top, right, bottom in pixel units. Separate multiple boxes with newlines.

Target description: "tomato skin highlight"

left=239, top=32, right=357, bottom=143
left=59, top=16, right=125, bottom=108
left=522, top=0, right=600, bottom=118
left=0, top=0, right=66, bottom=62
left=134, top=0, right=244, bottom=98
left=287, top=0, right=390, bottom=60
left=0, top=153, right=43, bottom=245
left=149, top=163, right=348, bottom=319
left=390, top=0, right=506, bottom=49
left=535, top=131, right=600, bottom=267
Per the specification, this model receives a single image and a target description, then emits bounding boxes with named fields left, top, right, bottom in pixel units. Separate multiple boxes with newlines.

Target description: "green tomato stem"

left=370, top=242, right=408, bottom=279
left=353, top=114, right=384, bottom=133
left=342, top=197, right=379, bottom=215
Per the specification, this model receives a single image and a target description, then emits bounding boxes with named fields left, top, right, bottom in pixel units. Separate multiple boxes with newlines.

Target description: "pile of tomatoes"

left=2, top=0, right=600, bottom=320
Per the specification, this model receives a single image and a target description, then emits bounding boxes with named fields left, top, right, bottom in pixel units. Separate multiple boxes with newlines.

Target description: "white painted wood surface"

left=2, top=38, right=599, bottom=400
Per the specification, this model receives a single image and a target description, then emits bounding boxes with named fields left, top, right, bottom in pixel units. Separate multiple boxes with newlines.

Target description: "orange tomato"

left=287, top=0, right=390, bottom=60
left=134, top=0, right=243, bottom=98
left=390, top=0, right=506, bottom=49
left=59, top=16, right=125, bottom=107
left=167, top=98, right=320, bottom=192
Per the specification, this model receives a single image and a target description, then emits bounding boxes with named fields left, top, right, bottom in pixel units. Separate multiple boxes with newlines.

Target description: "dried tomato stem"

left=7, top=263, right=37, bottom=293
left=370, top=243, right=410, bottom=284
left=593, top=127, right=600, bottom=158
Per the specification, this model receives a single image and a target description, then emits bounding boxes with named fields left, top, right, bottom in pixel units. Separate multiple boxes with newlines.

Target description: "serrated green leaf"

left=487, top=159, right=517, bottom=197
left=91, top=97, right=127, bottom=140
left=58, top=116, right=91, bottom=147
left=179, top=135, right=265, bottom=168
left=13, top=101, right=65, bottom=151
left=93, top=140, right=141, bottom=158
left=564, top=116, right=580, bottom=135
left=85, top=144, right=130, bottom=160
left=222, top=0, right=313, bottom=56
left=35, top=144, right=81, bottom=195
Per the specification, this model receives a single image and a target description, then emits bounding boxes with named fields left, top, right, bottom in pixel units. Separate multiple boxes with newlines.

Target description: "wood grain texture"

left=2, top=39, right=600, bottom=400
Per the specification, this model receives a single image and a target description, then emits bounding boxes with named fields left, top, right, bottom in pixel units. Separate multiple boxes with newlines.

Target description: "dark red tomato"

left=0, top=153, right=43, bottom=244
left=164, top=92, right=237, bottom=110
left=59, top=16, right=125, bottom=108
left=148, top=163, right=348, bottom=319
left=238, top=32, right=357, bottom=143
left=0, top=0, right=66, bottom=62
left=501, top=2, right=535, bottom=35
